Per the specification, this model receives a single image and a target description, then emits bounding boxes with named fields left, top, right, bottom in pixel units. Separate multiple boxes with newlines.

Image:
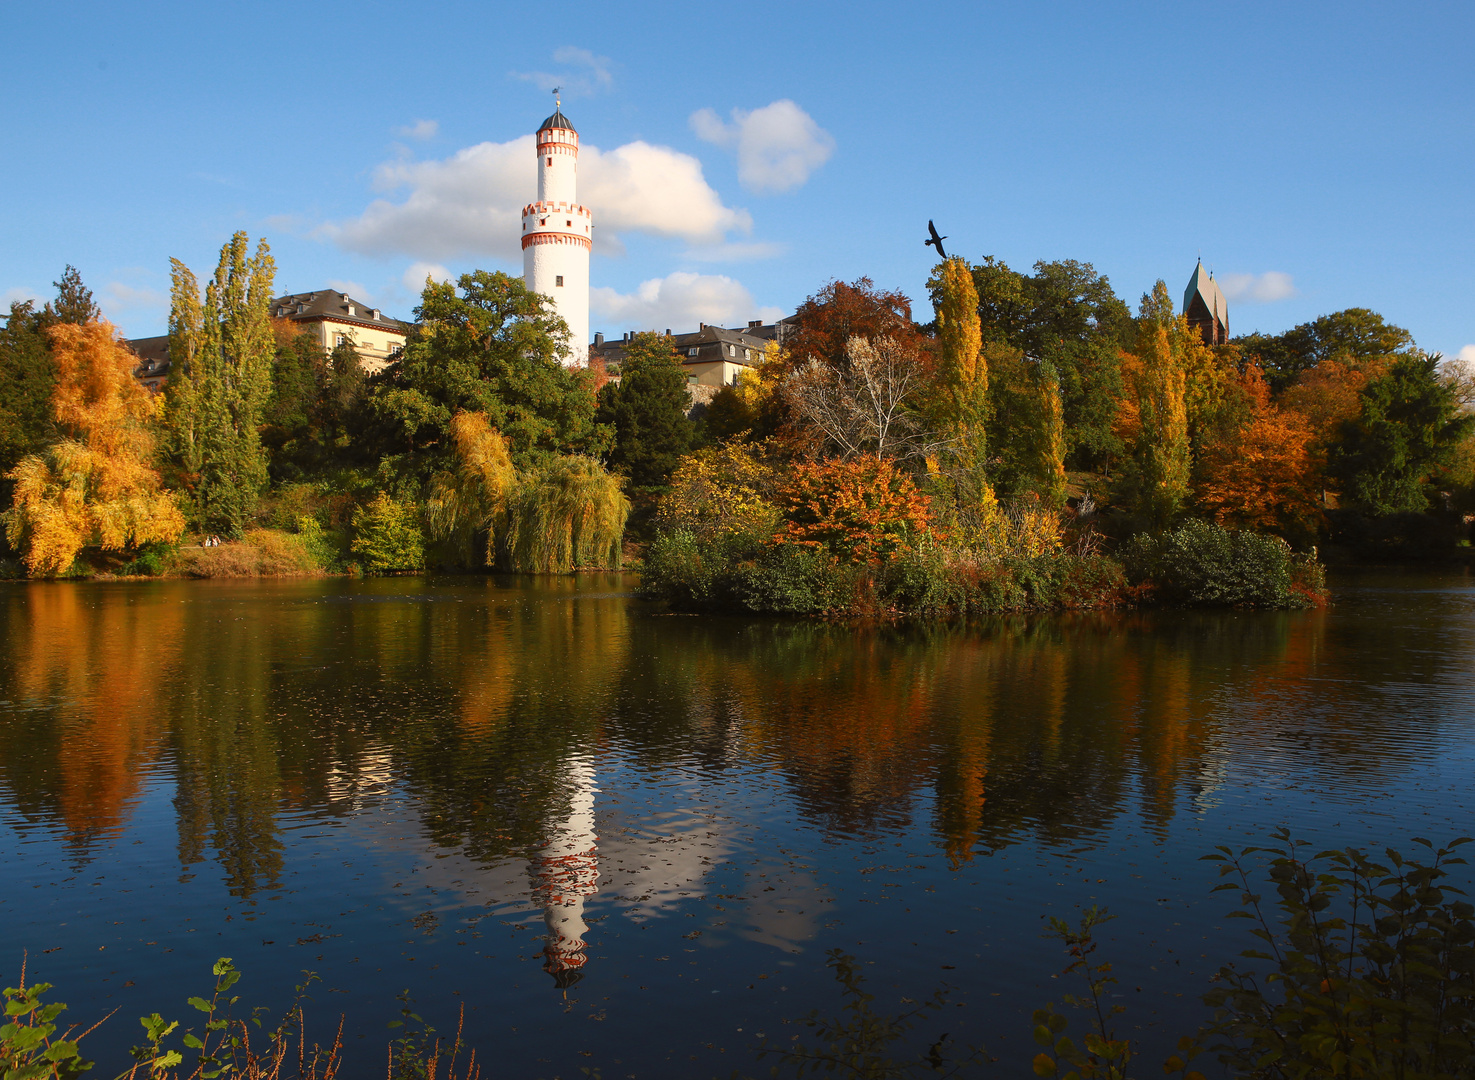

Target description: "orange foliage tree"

left=3, top=321, right=184, bottom=574
left=776, top=455, right=933, bottom=565
left=1195, top=363, right=1322, bottom=537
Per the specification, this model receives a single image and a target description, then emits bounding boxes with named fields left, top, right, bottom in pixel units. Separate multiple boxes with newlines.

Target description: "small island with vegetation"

left=5, top=239, right=1471, bottom=617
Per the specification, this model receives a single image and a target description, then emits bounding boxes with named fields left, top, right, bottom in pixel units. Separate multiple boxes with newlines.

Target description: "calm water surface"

left=2, top=571, right=1474, bottom=1077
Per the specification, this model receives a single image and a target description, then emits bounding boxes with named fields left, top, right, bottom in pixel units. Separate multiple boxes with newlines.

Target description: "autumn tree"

left=3, top=322, right=184, bottom=574
left=165, top=233, right=277, bottom=533
left=594, top=332, right=694, bottom=488
left=1328, top=352, right=1474, bottom=516
left=1195, top=363, right=1322, bottom=538
left=931, top=257, right=990, bottom=487
left=776, top=455, right=932, bottom=565
left=786, top=277, right=925, bottom=372
left=1116, top=283, right=1191, bottom=527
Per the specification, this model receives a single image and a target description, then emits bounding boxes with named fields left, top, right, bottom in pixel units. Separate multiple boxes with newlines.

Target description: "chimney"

left=749, top=319, right=762, bottom=329
left=594, top=332, right=604, bottom=347
left=664, top=329, right=671, bottom=336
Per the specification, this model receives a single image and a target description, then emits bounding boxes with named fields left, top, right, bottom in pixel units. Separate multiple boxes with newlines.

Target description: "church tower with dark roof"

left=1183, top=261, right=1228, bottom=346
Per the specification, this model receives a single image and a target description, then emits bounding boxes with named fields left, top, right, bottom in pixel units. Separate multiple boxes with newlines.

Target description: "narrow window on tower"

left=547, top=157, right=552, bottom=166
left=556, top=275, right=564, bottom=287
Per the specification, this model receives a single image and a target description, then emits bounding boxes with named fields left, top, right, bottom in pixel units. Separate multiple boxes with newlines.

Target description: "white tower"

left=522, top=94, right=591, bottom=366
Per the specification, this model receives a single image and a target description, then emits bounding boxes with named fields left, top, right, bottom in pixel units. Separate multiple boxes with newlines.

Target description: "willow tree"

left=165, top=233, right=276, bottom=533
left=427, top=410, right=628, bottom=573
left=3, top=322, right=184, bottom=574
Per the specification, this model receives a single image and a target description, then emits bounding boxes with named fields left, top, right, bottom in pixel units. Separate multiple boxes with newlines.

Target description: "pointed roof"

left=538, top=107, right=576, bottom=134
left=1183, top=260, right=1227, bottom=332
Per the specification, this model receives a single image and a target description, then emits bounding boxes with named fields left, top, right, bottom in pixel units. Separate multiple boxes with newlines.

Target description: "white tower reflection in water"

left=529, top=755, right=599, bottom=989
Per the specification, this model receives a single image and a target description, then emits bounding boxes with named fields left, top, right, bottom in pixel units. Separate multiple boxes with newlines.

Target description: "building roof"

left=271, top=289, right=408, bottom=333
left=539, top=107, right=576, bottom=134
left=590, top=319, right=788, bottom=369
left=1183, top=261, right=1228, bottom=333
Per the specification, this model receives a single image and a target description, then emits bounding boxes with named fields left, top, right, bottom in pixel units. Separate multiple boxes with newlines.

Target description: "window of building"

left=547, top=157, right=552, bottom=166
left=555, top=275, right=564, bottom=287
left=566, top=220, right=572, bottom=226
left=688, top=347, right=699, bottom=356
left=335, top=333, right=346, bottom=346
left=728, top=344, right=736, bottom=357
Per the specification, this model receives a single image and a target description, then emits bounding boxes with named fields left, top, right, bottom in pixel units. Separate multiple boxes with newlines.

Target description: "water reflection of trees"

left=0, top=577, right=1403, bottom=896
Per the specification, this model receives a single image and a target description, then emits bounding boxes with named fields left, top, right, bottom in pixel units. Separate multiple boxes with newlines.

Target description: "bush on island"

left=1123, top=518, right=1325, bottom=608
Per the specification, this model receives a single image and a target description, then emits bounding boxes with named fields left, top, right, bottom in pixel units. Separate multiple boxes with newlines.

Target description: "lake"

left=3, top=571, right=1474, bottom=1078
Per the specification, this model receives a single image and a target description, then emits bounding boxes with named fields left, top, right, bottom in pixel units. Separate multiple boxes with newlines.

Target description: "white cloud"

left=323, top=135, right=750, bottom=261
left=1459, top=345, right=1475, bottom=366
left=394, top=119, right=438, bottom=141
left=1218, top=271, right=1297, bottom=303
left=103, top=282, right=166, bottom=311
left=2, top=286, right=43, bottom=308
left=401, top=262, right=453, bottom=293
left=690, top=99, right=835, bottom=193
left=510, top=46, right=614, bottom=97
left=590, top=271, right=782, bottom=334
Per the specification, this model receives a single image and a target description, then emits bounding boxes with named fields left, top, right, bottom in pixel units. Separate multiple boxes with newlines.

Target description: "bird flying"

left=925, top=220, right=948, bottom=261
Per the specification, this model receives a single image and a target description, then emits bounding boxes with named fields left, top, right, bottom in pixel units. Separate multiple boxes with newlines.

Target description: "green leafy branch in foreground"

left=2, top=953, right=107, bottom=1080
left=1202, top=829, right=1475, bottom=1078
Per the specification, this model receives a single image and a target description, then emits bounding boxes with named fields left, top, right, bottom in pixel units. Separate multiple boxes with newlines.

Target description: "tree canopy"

left=369, top=271, right=606, bottom=466
left=595, top=332, right=694, bottom=488
left=1238, top=308, right=1414, bottom=391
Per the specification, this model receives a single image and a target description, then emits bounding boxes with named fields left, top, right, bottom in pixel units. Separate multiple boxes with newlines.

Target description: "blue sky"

left=3, top=1, right=1471, bottom=363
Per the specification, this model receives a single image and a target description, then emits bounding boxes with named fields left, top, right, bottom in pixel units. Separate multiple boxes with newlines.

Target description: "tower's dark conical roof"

left=538, top=107, right=576, bottom=133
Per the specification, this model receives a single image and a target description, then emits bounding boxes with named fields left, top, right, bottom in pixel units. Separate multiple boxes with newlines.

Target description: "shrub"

left=350, top=494, right=425, bottom=574
left=777, top=455, right=933, bottom=565
left=1123, top=519, right=1324, bottom=608
left=117, top=540, right=178, bottom=577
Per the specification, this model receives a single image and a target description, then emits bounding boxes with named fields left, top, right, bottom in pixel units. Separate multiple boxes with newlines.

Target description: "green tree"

left=596, top=332, right=694, bottom=488
left=45, top=265, right=100, bottom=326
left=323, top=338, right=367, bottom=445
left=351, top=492, right=425, bottom=573
left=165, top=233, right=277, bottom=534
left=1239, top=308, right=1414, bottom=391
left=369, top=271, right=605, bottom=467
left=1329, top=352, right=1474, bottom=515
left=260, top=330, right=328, bottom=480
left=937, top=256, right=1129, bottom=471
left=0, top=302, right=58, bottom=523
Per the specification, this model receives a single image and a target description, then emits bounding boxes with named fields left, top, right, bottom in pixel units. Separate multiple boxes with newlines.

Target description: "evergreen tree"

left=166, top=233, right=276, bottom=533
left=595, top=332, right=694, bottom=488
left=46, top=265, right=100, bottom=326
left=1329, top=352, right=1474, bottom=515
left=261, top=330, right=328, bottom=479
left=324, top=338, right=367, bottom=444
left=0, top=302, right=58, bottom=521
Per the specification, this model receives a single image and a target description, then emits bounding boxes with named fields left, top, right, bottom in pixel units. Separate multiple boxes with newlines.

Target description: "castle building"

left=128, top=287, right=408, bottom=389
left=1183, top=260, right=1229, bottom=346
left=523, top=99, right=591, bottom=366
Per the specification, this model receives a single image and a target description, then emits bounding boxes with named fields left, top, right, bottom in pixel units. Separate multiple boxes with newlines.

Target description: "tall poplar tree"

left=165, top=233, right=276, bottom=533
left=931, top=257, right=993, bottom=509
left=1123, top=282, right=1191, bottom=527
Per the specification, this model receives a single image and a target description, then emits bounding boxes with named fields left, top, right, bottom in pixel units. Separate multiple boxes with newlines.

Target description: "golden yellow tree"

left=4, top=321, right=184, bottom=575
left=1118, top=285, right=1191, bottom=526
